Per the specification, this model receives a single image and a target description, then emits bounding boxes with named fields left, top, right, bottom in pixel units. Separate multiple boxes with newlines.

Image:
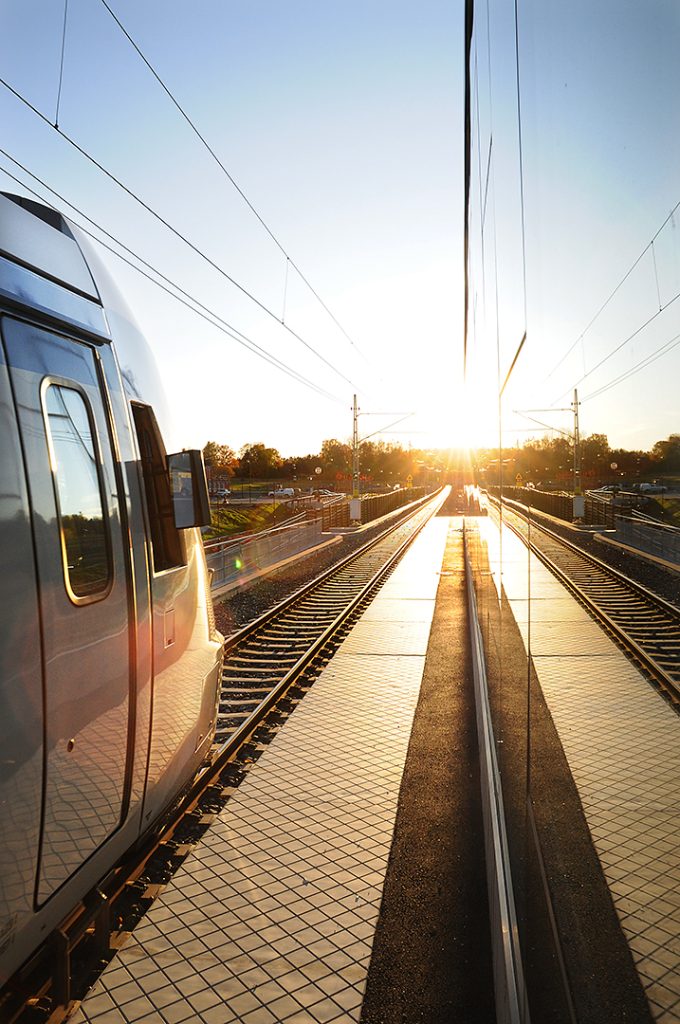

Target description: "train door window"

left=130, top=402, right=185, bottom=571
left=43, top=382, right=112, bottom=601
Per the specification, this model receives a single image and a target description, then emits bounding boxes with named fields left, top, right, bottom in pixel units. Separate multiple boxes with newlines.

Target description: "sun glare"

left=422, top=372, right=497, bottom=453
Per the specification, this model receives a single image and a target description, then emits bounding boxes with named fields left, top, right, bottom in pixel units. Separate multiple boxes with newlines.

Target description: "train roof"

left=0, top=191, right=176, bottom=444
left=0, top=191, right=100, bottom=302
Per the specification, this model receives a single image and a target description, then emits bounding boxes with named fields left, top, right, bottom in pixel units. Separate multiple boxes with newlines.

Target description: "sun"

left=419, top=370, right=498, bottom=452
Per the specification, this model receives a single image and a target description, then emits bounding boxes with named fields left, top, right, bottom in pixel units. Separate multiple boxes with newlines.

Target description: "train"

left=0, top=192, right=224, bottom=987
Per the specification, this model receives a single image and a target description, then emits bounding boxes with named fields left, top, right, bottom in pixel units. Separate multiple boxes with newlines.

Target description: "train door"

left=128, top=403, right=215, bottom=821
left=1, top=317, right=133, bottom=904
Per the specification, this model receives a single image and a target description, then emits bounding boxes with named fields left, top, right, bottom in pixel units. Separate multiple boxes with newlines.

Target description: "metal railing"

left=358, top=486, right=429, bottom=524
left=614, top=515, right=680, bottom=566
left=204, top=488, right=437, bottom=593
left=205, top=518, right=325, bottom=594
left=490, top=486, right=621, bottom=528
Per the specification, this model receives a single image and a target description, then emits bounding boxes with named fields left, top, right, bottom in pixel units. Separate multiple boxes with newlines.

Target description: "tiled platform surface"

left=482, top=518, right=680, bottom=1024
left=72, top=518, right=450, bottom=1024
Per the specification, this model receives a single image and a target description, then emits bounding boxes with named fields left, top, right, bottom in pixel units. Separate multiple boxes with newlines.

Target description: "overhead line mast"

left=352, top=394, right=360, bottom=500
left=572, top=388, right=583, bottom=522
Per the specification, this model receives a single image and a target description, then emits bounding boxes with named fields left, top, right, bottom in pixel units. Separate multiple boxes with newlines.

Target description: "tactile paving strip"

left=72, top=518, right=449, bottom=1024
left=482, top=518, right=680, bottom=1023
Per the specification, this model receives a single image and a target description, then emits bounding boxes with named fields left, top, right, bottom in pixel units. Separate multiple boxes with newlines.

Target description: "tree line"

left=203, top=433, right=680, bottom=489
left=202, top=439, right=448, bottom=487
left=474, top=433, right=680, bottom=486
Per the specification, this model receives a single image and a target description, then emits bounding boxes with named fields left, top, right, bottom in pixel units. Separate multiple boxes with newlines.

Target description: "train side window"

left=130, top=403, right=185, bottom=572
left=43, top=383, right=112, bottom=601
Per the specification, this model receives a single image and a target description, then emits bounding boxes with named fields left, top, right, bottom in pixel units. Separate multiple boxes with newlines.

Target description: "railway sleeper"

left=225, top=658, right=300, bottom=668
left=222, top=676, right=282, bottom=687
left=220, top=686, right=273, bottom=696
left=221, top=672, right=286, bottom=685
left=272, top=619, right=331, bottom=630
left=222, top=666, right=287, bottom=678
left=245, top=640, right=305, bottom=650
left=220, top=702, right=265, bottom=714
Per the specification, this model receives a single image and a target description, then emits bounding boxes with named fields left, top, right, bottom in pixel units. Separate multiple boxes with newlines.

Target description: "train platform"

left=72, top=514, right=493, bottom=1024
left=480, top=515, right=680, bottom=1023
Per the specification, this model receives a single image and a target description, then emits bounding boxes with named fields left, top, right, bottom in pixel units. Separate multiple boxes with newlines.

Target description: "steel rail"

left=464, top=523, right=526, bottom=1024
left=220, top=489, right=442, bottom=655
left=212, top=488, right=445, bottom=759
left=490, top=496, right=680, bottom=705
left=214, top=490, right=445, bottom=743
left=495, top=496, right=680, bottom=619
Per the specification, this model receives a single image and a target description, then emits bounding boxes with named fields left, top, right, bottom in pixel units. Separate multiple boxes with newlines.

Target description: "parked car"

left=639, top=482, right=667, bottom=494
left=268, top=487, right=295, bottom=498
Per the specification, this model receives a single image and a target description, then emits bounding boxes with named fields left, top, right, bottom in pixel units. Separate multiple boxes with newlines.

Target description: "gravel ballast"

left=212, top=510, right=428, bottom=639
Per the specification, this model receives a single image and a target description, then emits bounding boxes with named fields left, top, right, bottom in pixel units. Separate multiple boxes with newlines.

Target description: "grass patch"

left=658, top=497, right=680, bottom=527
left=203, top=502, right=292, bottom=540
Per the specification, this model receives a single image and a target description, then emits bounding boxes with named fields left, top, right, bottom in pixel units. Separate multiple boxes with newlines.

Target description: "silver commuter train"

left=0, top=192, right=223, bottom=985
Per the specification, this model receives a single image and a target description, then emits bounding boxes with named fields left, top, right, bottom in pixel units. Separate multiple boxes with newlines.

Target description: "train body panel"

left=0, top=193, right=222, bottom=986
left=0, top=337, right=44, bottom=974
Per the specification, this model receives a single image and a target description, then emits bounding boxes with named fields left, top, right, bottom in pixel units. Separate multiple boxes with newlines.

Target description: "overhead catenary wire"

left=0, top=155, right=345, bottom=406
left=551, top=285, right=680, bottom=405
left=583, top=329, right=680, bottom=403
left=540, top=196, right=680, bottom=385
left=55, top=0, right=69, bottom=128
left=98, top=0, right=367, bottom=362
left=0, top=74, right=358, bottom=391
left=513, top=410, right=573, bottom=438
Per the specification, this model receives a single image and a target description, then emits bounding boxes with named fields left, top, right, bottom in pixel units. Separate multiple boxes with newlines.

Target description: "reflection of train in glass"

left=0, top=193, right=223, bottom=986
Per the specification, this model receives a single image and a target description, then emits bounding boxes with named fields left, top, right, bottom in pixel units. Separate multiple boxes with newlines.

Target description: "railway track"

left=215, top=490, right=446, bottom=746
left=5, top=488, right=446, bottom=1024
left=490, top=496, right=680, bottom=705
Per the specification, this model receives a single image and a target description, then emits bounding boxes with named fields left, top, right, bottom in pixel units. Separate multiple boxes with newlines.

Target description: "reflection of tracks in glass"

left=490, top=497, right=680, bottom=706
left=215, top=488, right=448, bottom=750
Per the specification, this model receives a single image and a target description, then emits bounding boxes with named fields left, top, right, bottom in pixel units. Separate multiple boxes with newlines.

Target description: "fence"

left=489, top=486, right=572, bottom=522
left=358, top=486, right=430, bottom=524
left=205, top=518, right=325, bottom=594
left=320, top=499, right=350, bottom=529
left=614, top=516, right=680, bottom=567
left=205, top=487, right=436, bottom=594
left=489, top=486, right=619, bottom=528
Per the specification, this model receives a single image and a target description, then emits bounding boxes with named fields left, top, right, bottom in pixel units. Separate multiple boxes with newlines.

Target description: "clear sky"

left=0, top=0, right=463, bottom=455
left=1, top=1, right=678, bottom=458
left=466, top=0, right=680, bottom=455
